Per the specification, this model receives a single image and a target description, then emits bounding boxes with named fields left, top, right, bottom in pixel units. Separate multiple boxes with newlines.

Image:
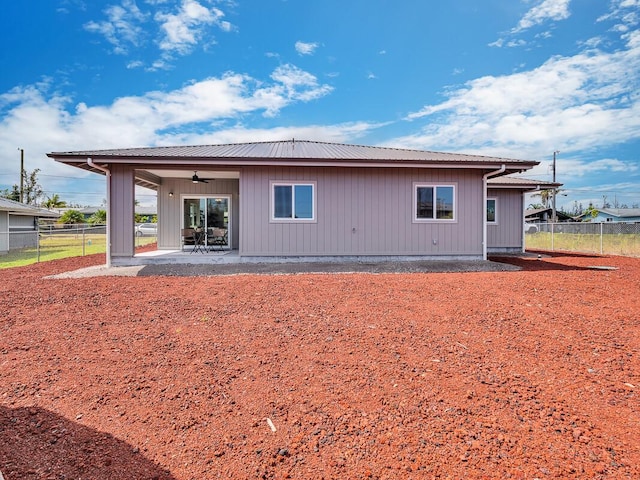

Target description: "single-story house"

left=0, top=197, right=60, bottom=254
left=51, top=205, right=157, bottom=223
left=47, top=140, right=559, bottom=266
left=589, top=208, right=640, bottom=223
left=525, top=207, right=574, bottom=223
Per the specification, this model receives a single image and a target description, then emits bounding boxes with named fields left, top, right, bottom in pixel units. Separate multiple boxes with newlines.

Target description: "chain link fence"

left=525, top=221, right=640, bottom=257
left=1, top=224, right=156, bottom=268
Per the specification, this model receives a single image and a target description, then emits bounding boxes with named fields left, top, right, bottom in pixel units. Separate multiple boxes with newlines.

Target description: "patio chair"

left=208, top=227, right=228, bottom=251
left=181, top=228, right=195, bottom=247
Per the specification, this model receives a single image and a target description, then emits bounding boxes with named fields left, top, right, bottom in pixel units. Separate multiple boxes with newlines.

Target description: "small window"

left=487, top=198, right=497, bottom=223
left=271, top=182, right=316, bottom=222
left=414, top=184, right=455, bottom=221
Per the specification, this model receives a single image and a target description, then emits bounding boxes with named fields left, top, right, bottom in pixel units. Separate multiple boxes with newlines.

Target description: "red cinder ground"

left=1, top=251, right=638, bottom=479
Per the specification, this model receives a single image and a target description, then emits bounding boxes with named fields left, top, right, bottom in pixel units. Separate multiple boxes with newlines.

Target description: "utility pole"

left=552, top=151, right=559, bottom=223
left=19, top=148, right=24, bottom=203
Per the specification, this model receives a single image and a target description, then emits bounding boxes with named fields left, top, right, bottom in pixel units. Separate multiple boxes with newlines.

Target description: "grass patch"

left=526, top=232, right=640, bottom=257
left=0, top=234, right=157, bottom=269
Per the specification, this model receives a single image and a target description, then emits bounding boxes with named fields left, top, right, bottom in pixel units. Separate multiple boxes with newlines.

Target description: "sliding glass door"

left=183, top=196, right=230, bottom=249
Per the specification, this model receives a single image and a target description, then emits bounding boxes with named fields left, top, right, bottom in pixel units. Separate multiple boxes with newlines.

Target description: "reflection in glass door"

left=183, top=196, right=230, bottom=249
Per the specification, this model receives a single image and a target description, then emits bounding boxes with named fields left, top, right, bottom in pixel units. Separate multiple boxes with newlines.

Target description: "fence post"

left=600, top=222, right=603, bottom=255
left=82, top=227, right=86, bottom=256
left=551, top=222, right=555, bottom=251
left=37, top=225, right=41, bottom=263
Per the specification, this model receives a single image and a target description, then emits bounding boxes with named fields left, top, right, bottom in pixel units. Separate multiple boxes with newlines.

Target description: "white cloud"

left=598, top=0, right=640, bottom=23
left=295, top=41, right=319, bottom=56
left=523, top=156, right=638, bottom=182
left=155, top=122, right=383, bottom=146
left=126, top=60, right=144, bottom=69
left=0, top=65, right=336, bottom=183
left=512, top=0, right=571, bottom=33
left=402, top=31, right=640, bottom=160
left=83, top=0, right=233, bottom=63
left=83, top=0, right=147, bottom=55
left=156, top=0, right=230, bottom=55
left=491, top=0, right=571, bottom=48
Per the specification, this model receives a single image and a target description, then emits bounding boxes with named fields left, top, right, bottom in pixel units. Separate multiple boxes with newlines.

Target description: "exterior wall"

left=239, top=166, right=484, bottom=257
left=9, top=215, right=36, bottom=229
left=110, top=165, right=136, bottom=258
left=593, top=213, right=640, bottom=222
left=7, top=215, right=38, bottom=250
left=158, top=178, right=240, bottom=250
left=487, top=189, right=524, bottom=252
left=0, top=211, right=8, bottom=253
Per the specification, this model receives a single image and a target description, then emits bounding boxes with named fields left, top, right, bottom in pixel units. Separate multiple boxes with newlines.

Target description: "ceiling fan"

left=191, top=171, right=209, bottom=183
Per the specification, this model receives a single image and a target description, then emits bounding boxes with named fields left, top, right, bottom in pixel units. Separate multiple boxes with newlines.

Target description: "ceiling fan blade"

left=192, top=171, right=208, bottom=183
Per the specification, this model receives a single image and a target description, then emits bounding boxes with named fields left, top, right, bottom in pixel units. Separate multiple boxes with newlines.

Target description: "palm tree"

left=43, top=194, right=67, bottom=209
left=58, top=209, right=85, bottom=225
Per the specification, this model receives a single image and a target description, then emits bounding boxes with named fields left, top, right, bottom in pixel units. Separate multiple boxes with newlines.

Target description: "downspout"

left=482, top=164, right=506, bottom=260
left=87, top=158, right=111, bottom=268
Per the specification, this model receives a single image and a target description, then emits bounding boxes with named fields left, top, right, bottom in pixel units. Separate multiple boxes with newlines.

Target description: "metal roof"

left=598, top=208, right=640, bottom=218
left=49, top=139, right=539, bottom=167
left=488, top=176, right=562, bottom=189
left=0, top=197, right=60, bottom=217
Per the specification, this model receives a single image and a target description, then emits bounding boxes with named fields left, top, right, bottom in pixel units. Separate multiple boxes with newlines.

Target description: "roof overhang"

left=47, top=140, right=541, bottom=189
left=487, top=178, right=562, bottom=191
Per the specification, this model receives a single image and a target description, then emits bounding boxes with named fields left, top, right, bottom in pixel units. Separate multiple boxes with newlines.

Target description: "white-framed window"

left=487, top=198, right=497, bottom=224
left=270, top=181, right=316, bottom=222
left=413, top=183, right=456, bottom=222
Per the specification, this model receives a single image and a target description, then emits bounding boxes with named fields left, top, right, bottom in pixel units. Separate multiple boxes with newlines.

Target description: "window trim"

left=487, top=197, right=498, bottom=224
left=413, top=183, right=457, bottom=223
left=270, top=181, right=317, bottom=223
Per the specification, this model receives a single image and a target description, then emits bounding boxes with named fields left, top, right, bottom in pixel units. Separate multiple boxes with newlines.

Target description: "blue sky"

left=1, top=0, right=639, bottom=210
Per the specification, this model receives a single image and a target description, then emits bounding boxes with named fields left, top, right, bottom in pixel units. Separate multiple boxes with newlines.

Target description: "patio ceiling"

left=135, top=169, right=240, bottom=190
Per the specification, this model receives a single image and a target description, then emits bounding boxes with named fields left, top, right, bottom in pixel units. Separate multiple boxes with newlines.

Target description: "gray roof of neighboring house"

left=48, top=139, right=539, bottom=169
left=55, top=206, right=157, bottom=215
left=0, top=197, right=60, bottom=218
left=598, top=208, right=640, bottom=218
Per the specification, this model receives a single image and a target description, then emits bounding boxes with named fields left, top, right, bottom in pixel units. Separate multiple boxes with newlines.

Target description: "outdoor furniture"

left=181, top=228, right=195, bottom=247
left=208, top=227, right=228, bottom=251
left=191, top=228, right=206, bottom=254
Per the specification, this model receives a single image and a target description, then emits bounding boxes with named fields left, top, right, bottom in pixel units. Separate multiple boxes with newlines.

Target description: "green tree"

left=23, top=168, right=44, bottom=205
left=0, top=185, right=20, bottom=202
left=531, top=189, right=553, bottom=208
left=43, top=194, right=67, bottom=209
left=58, top=209, right=86, bottom=225
left=88, top=209, right=107, bottom=225
left=582, top=203, right=599, bottom=221
left=0, top=168, right=43, bottom=204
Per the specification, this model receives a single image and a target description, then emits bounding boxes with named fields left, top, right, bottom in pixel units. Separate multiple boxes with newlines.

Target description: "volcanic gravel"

left=1, top=251, right=638, bottom=479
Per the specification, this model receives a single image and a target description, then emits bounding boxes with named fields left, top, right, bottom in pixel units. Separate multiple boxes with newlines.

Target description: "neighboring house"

left=53, top=206, right=157, bottom=222
left=486, top=177, right=562, bottom=251
left=0, top=197, right=59, bottom=254
left=589, top=208, right=640, bottom=223
left=525, top=207, right=573, bottom=223
left=47, top=140, right=557, bottom=265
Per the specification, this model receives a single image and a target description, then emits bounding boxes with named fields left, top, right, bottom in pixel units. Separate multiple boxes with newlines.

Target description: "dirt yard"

left=1, top=252, right=638, bottom=479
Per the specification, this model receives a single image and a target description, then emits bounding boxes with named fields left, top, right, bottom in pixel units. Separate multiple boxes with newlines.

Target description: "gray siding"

left=110, top=165, right=136, bottom=258
left=158, top=178, right=240, bottom=250
left=487, top=189, right=524, bottom=251
left=240, top=166, right=484, bottom=257
left=0, top=212, right=8, bottom=253
left=9, top=215, right=36, bottom=228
